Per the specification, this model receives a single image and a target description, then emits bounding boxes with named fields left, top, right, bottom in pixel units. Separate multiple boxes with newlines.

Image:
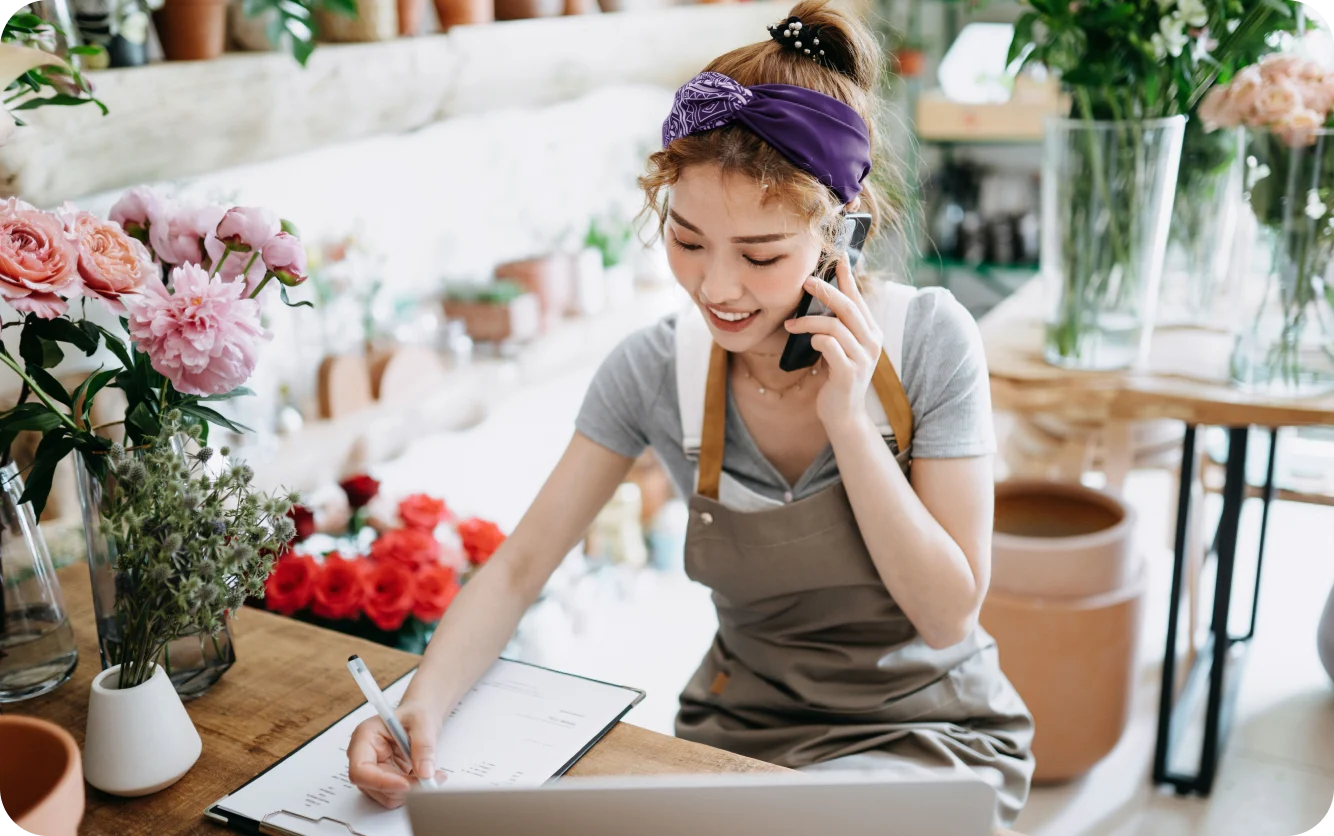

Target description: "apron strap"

left=697, top=343, right=914, bottom=501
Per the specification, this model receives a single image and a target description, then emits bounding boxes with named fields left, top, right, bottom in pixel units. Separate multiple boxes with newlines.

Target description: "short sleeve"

left=573, top=319, right=674, bottom=460
left=899, top=288, right=996, bottom=459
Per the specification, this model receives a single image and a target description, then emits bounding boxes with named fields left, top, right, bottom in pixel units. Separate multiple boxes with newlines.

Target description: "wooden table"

left=979, top=277, right=1334, bottom=798
left=9, top=565, right=1022, bottom=835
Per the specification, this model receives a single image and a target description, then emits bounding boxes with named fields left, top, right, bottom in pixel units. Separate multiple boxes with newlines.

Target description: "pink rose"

left=150, top=202, right=226, bottom=266
left=0, top=199, right=80, bottom=318
left=204, top=233, right=268, bottom=294
left=123, top=262, right=270, bottom=396
left=1198, top=86, right=1236, bottom=131
left=1258, top=54, right=1304, bottom=84
left=215, top=206, right=279, bottom=252
left=262, top=232, right=307, bottom=287
left=61, top=208, right=156, bottom=314
left=1252, top=80, right=1305, bottom=127
left=109, top=187, right=166, bottom=238
left=1227, top=67, right=1264, bottom=126
left=1276, top=109, right=1325, bottom=148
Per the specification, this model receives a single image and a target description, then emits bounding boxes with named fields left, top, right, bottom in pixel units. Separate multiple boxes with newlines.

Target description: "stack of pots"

left=981, top=479, right=1143, bottom=783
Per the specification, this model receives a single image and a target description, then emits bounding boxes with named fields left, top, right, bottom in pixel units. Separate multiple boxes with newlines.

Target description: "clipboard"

left=204, top=657, right=645, bottom=836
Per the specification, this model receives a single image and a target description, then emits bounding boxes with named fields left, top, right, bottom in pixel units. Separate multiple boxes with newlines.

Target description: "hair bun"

left=774, top=0, right=878, bottom=92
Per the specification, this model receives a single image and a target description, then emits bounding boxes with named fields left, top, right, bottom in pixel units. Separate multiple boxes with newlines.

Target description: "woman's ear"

left=845, top=197, right=861, bottom=212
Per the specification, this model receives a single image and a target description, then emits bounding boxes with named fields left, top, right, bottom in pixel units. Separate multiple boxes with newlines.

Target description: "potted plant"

left=0, top=187, right=312, bottom=698
left=1008, top=0, right=1279, bottom=370
left=81, top=416, right=295, bottom=797
left=432, top=0, right=492, bottom=30
left=442, top=280, right=541, bottom=344
left=231, top=0, right=359, bottom=64
left=583, top=214, right=635, bottom=308
left=1, top=13, right=105, bottom=127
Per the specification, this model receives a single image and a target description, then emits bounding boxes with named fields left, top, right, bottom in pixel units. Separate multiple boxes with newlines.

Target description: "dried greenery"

left=100, top=414, right=297, bottom=689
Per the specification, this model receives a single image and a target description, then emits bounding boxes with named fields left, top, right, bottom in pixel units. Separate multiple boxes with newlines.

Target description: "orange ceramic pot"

left=156, top=0, right=227, bottom=60
left=494, top=255, right=573, bottom=332
left=981, top=570, right=1146, bottom=783
left=433, top=0, right=493, bottom=28
left=0, top=716, right=85, bottom=836
left=991, top=479, right=1137, bottom=599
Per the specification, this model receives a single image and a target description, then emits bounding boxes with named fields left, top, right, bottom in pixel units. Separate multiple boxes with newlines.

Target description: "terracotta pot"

left=494, top=255, right=573, bottom=332
left=991, top=479, right=1137, bottom=599
left=398, top=0, right=426, bottom=34
left=894, top=48, right=926, bottom=78
left=443, top=294, right=541, bottom=343
left=562, top=0, right=598, bottom=13
left=317, top=0, right=396, bottom=41
left=980, top=570, right=1146, bottom=783
left=156, top=0, right=227, bottom=60
left=494, top=0, right=561, bottom=20
left=433, top=0, right=492, bottom=28
left=0, top=716, right=84, bottom=836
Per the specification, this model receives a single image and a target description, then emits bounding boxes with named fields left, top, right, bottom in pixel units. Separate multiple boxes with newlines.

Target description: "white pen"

left=347, top=655, right=441, bottom=790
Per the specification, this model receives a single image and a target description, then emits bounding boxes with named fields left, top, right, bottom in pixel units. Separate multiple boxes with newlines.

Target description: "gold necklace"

left=734, top=355, right=819, bottom=399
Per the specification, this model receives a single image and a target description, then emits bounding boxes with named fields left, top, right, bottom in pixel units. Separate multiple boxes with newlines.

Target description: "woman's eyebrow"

left=668, top=209, right=792, bottom=244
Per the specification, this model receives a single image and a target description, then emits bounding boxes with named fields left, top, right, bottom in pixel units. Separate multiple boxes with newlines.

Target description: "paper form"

left=211, top=659, right=642, bottom=836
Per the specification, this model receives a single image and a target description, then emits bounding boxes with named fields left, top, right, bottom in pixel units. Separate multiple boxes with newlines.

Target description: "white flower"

left=1226, top=18, right=1239, bottom=33
left=1152, top=16, right=1189, bottom=59
left=1177, top=0, right=1208, bottom=29
left=1306, top=189, right=1327, bottom=220
left=1246, top=156, right=1271, bottom=189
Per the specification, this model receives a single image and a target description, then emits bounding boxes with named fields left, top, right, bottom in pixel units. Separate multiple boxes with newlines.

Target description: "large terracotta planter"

left=433, top=0, right=493, bottom=28
left=156, top=0, right=227, bottom=60
left=981, top=570, right=1146, bottom=783
left=443, top=293, right=541, bottom=343
left=991, top=479, right=1137, bottom=599
left=0, top=716, right=84, bottom=836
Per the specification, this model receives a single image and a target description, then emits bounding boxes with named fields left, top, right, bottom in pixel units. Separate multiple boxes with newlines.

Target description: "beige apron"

left=672, top=296, right=1035, bottom=827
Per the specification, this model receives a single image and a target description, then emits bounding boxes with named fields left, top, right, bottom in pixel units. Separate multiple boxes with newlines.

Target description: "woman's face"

left=665, top=164, right=822, bottom=355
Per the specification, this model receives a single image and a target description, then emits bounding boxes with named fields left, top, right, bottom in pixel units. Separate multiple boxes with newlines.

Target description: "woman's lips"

left=704, top=305, right=759, bottom=333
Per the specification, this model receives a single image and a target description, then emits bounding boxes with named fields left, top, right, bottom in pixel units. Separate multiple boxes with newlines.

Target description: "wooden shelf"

left=0, top=2, right=786, bottom=207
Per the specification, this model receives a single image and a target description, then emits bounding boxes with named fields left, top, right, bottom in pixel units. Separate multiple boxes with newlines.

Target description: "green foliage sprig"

left=240, top=0, right=359, bottom=67
left=100, top=413, right=297, bottom=689
left=2, top=13, right=106, bottom=121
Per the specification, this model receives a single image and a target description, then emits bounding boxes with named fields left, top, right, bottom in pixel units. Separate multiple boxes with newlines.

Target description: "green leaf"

left=37, top=317, right=99, bottom=354
left=1007, top=12, right=1039, bottom=68
left=77, top=369, right=118, bottom=423
left=124, top=401, right=158, bottom=445
left=198, top=387, right=254, bottom=403
left=321, top=0, right=358, bottom=16
left=280, top=287, right=314, bottom=309
left=19, top=430, right=75, bottom=518
left=69, top=45, right=105, bottom=56
left=4, top=13, right=45, bottom=31
left=0, top=404, right=64, bottom=458
left=25, top=364, right=71, bottom=408
left=179, top=403, right=251, bottom=434
left=12, top=94, right=99, bottom=112
left=1259, top=0, right=1294, bottom=16
left=94, top=326, right=134, bottom=371
left=20, top=331, right=63, bottom=369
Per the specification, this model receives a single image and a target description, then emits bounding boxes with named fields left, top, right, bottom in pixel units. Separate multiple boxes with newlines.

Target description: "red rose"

left=312, top=552, right=365, bottom=621
left=340, top=474, right=381, bottom=509
left=370, top=528, right=441, bottom=571
left=413, top=564, right=460, bottom=623
left=264, top=554, right=318, bottom=615
left=363, top=562, right=416, bottom=632
left=457, top=518, right=506, bottom=566
left=398, top=494, right=451, bottom=531
left=288, top=504, right=317, bottom=543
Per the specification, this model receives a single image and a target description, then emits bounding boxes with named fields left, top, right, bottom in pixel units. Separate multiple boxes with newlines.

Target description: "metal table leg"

left=1152, top=426, right=1279, bottom=796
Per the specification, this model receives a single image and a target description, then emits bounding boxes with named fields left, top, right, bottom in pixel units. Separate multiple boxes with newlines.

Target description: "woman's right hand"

left=346, top=702, right=447, bottom=809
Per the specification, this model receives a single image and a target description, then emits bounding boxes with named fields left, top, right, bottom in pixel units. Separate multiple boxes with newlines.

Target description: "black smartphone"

left=779, top=212, right=873, bottom=372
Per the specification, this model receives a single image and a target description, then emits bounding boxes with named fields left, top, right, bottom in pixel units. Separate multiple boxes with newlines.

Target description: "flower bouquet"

left=0, top=185, right=312, bottom=696
left=264, top=481, right=506, bottom=653
left=1199, top=53, right=1334, bottom=395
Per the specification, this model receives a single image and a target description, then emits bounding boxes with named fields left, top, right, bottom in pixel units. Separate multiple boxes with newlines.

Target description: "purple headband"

left=661, top=71, right=872, bottom=205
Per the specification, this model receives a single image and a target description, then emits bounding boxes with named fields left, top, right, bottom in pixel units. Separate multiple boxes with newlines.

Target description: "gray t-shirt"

left=574, top=286, right=995, bottom=504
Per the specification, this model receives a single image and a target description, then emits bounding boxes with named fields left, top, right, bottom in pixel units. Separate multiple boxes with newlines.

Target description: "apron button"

left=700, top=512, right=714, bottom=525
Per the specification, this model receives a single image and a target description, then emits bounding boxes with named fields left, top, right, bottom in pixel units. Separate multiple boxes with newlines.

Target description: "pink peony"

left=61, top=207, right=156, bottom=314
left=149, top=201, right=226, bottom=266
left=215, top=206, right=279, bottom=252
left=262, top=232, right=307, bottom=287
left=1227, top=66, right=1264, bottom=127
left=1198, top=86, right=1236, bottom=131
left=1252, top=80, right=1305, bottom=126
left=124, top=262, right=270, bottom=396
left=0, top=199, right=80, bottom=318
left=204, top=233, right=269, bottom=293
left=109, top=187, right=166, bottom=237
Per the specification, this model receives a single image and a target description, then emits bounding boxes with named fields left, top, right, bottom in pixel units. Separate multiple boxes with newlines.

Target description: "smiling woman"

left=344, top=1, right=1035, bottom=828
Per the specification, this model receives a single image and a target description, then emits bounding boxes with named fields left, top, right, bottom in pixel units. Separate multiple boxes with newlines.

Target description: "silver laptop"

left=406, top=771, right=999, bottom=836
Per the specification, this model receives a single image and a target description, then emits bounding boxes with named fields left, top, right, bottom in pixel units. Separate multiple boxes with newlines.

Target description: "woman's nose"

left=698, top=261, right=745, bottom=305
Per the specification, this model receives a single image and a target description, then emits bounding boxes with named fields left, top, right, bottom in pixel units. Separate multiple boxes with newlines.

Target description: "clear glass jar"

left=1041, top=116, right=1186, bottom=370
left=0, top=461, right=78, bottom=702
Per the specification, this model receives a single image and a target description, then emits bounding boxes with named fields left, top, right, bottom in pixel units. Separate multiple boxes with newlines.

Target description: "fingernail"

left=804, top=276, right=817, bottom=288
left=784, top=320, right=795, bottom=330
left=420, top=759, right=435, bottom=777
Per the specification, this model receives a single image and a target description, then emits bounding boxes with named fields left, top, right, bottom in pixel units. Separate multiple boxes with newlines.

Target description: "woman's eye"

left=671, top=235, right=702, bottom=252
left=744, top=255, right=783, bottom=268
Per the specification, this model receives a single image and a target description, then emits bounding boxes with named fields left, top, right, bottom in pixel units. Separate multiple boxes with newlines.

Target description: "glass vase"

left=1229, top=128, right=1334, bottom=397
left=0, top=462, right=78, bottom=702
left=75, top=453, right=236, bottom=701
left=1041, top=116, right=1186, bottom=370
left=1159, top=125, right=1245, bottom=327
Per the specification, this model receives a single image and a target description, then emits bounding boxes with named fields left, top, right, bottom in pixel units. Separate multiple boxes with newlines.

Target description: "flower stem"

left=0, top=353, right=79, bottom=431
left=210, top=244, right=233, bottom=278
left=249, top=273, right=274, bottom=299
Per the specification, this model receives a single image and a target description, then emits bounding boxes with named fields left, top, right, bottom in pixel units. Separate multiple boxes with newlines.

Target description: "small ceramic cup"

left=0, top=715, right=85, bottom=836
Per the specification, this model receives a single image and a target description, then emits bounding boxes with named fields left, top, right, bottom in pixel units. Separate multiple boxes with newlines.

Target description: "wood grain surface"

left=981, top=277, right=1334, bottom=428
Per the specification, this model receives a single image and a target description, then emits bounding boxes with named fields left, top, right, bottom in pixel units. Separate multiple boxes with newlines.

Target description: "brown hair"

left=639, top=0, right=906, bottom=277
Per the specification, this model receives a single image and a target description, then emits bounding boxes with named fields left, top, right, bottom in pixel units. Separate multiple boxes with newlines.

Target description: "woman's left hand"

left=783, top=252, right=882, bottom=432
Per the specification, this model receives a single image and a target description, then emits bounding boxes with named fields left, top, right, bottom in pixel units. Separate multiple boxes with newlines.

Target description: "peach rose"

left=61, top=208, right=156, bottom=313
left=1198, top=86, right=1236, bottom=131
left=1258, top=54, right=1304, bottom=84
left=1276, top=108, right=1325, bottom=148
left=0, top=199, right=79, bottom=318
left=1252, top=79, right=1304, bottom=127
left=1227, top=67, right=1264, bottom=126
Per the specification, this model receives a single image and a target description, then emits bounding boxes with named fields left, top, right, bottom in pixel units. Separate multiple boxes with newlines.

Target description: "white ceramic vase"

left=83, top=664, right=202, bottom=797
